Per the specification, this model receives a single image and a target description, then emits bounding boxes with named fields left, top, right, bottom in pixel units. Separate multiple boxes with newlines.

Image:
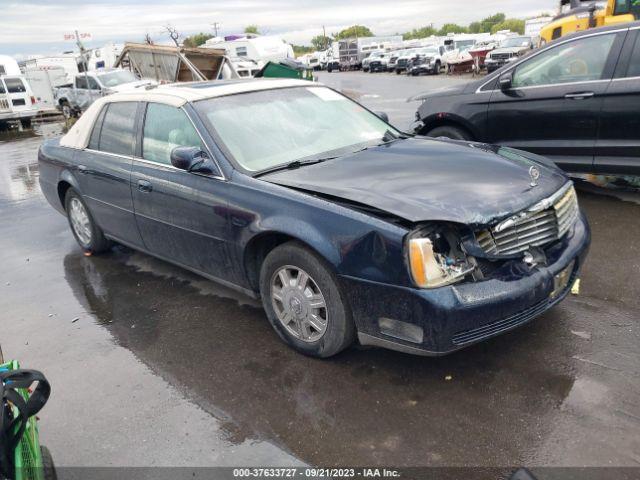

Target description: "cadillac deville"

left=38, top=79, right=590, bottom=358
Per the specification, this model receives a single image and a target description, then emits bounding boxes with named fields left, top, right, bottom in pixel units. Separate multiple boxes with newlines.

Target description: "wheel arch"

left=57, top=170, right=81, bottom=211
left=417, top=113, right=479, bottom=140
left=242, top=228, right=340, bottom=293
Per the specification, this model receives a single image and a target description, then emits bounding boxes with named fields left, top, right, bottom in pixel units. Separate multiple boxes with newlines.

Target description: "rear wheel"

left=433, top=61, right=441, bottom=75
left=425, top=125, right=471, bottom=140
left=64, top=188, right=111, bottom=253
left=41, top=446, right=57, bottom=480
left=259, top=242, right=355, bottom=358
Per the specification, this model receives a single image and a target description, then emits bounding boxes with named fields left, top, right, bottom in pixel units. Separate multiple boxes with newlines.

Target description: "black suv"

left=413, top=22, right=640, bottom=175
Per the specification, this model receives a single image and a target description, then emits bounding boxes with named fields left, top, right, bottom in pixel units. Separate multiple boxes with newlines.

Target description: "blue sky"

left=0, top=0, right=558, bottom=58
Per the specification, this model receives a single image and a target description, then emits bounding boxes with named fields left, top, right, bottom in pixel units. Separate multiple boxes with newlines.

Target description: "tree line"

left=181, top=13, right=528, bottom=53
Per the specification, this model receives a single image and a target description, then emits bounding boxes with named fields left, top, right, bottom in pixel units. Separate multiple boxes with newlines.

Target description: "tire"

left=425, top=125, right=471, bottom=140
left=41, top=446, right=57, bottom=480
left=60, top=101, right=72, bottom=120
left=20, top=118, right=32, bottom=129
left=433, top=61, right=441, bottom=75
left=259, top=241, right=355, bottom=358
left=64, top=188, right=111, bottom=253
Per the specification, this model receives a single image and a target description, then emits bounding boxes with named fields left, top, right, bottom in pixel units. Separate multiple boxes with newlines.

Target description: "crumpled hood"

left=262, top=137, right=568, bottom=226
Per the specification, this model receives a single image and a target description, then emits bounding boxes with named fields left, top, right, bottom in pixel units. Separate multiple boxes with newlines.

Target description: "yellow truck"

left=540, top=0, right=639, bottom=44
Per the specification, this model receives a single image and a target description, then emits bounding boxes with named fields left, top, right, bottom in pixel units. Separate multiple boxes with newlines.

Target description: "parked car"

left=0, top=75, right=38, bottom=129
left=387, top=49, right=408, bottom=72
left=54, top=69, right=154, bottom=118
left=413, top=22, right=640, bottom=175
left=407, top=46, right=446, bottom=76
left=485, top=36, right=535, bottom=73
left=39, top=79, right=590, bottom=358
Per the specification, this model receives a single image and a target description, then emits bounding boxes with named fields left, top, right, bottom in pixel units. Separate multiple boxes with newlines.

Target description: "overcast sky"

left=0, top=0, right=558, bottom=58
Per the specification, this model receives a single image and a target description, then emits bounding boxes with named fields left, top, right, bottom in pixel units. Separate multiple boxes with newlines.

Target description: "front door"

left=487, top=31, right=623, bottom=173
left=79, top=100, right=144, bottom=247
left=595, top=29, right=640, bottom=174
left=131, top=102, right=233, bottom=282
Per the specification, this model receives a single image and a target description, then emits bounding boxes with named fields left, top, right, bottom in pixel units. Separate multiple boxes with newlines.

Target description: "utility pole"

left=211, top=22, right=220, bottom=37
left=323, top=25, right=327, bottom=49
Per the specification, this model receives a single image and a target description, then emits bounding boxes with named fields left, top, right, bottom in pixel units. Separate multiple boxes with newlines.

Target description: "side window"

left=88, top=105, right=107, bottom=150
left=512, top=33, right=616, bottom=88
left=87, top=77, right=100, bottom=90
left=142, top=103, right=204, bottom=165
left=626, top=34, right=640, bottom=78
left=98, top=102, right=137, bottom=156
left=236, top=46, right=248, bottom=57
left=76, top=76, right=88, bottom=89
left=4, top=78, right=27, bottom=93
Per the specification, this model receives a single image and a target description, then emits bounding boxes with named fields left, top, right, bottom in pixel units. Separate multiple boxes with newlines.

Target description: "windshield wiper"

left=253, top=158, right=330, bottom=178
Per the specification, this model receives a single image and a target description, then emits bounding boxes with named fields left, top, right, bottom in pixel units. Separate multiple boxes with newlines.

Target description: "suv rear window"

left=4, top=78, right=27, bottom=93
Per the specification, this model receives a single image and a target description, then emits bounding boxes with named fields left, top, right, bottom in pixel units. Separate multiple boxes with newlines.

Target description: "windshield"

left=501, top=37, right=531, bottom=48
left=455, top=40, right=476, bottom=49
left=195, top=86, right=401, bottom=173
left=97, top=70, right=137, bottom=87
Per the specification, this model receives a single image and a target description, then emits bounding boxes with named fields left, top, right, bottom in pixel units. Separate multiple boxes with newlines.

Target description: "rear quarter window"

left=95, top=102, right=138, bottom=156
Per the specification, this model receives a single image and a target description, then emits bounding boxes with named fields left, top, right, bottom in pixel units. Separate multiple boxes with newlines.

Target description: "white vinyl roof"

left=60, top=78, right=317, bottom=150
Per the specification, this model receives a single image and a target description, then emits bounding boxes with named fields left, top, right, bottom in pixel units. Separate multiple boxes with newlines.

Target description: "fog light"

left=378, top=317, right=424, bottom=344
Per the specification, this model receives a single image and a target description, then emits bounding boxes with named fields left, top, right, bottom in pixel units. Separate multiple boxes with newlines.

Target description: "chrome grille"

left=477, top=184, right=579, bottom=256
left=0, top=98, right=9, bottom=111
left=491, top=53, right=513, bottom=60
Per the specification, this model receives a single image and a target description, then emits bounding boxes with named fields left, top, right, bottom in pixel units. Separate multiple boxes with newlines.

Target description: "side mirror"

left=375, top=111, right=389, bottom=123
left=499, top=72, right=513, bottom=91
left=170, top=146, right=217, bottom=174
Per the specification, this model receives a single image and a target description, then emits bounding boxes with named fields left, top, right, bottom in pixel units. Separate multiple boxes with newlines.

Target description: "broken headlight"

left=408, top=225, right=475, bottom=289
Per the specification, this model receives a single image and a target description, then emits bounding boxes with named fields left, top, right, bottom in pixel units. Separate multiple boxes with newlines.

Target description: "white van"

left=0, top=76, right=39, bottom=128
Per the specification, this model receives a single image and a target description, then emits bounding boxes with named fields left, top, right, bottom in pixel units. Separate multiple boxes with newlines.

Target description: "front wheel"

left=64, top=188, right=111, bottom=253
left=425, top=125, right=471, bottom=140
left=259, top=242, right=355, bottom=358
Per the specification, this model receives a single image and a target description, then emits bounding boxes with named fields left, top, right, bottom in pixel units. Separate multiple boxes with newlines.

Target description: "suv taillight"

left=30, top=96, right=36, bottom=105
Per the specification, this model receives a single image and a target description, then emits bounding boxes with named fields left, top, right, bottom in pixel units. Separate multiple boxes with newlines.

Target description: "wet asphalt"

left=1, top=72, right=639, bottom=470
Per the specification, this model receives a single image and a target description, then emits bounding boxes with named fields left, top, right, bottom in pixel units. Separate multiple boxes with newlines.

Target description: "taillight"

left=30, top=96, right=36, bottom=105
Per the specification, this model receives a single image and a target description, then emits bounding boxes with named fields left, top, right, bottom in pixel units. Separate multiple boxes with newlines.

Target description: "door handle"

left=564, top=92, right=594, bottom=99
left=137, top=179, right=153, bottom=193
left=77, top=165, right=88, bottom=174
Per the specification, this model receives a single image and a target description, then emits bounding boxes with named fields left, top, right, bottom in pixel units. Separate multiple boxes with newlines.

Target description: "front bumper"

left=340, top=213, right=591, bottom=356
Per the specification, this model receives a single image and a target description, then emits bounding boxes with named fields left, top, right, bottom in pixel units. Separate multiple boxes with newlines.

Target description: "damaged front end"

left=405, top=183, right=582, bottom=290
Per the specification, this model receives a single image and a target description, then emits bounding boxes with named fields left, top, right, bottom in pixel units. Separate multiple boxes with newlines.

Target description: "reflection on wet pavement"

left=1, top=113, right=639, bottom=468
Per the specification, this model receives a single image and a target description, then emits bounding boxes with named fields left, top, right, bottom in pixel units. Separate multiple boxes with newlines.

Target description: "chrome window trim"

left=131, top=155, right=226, bottom=181
left=612, top=75, right=640, bottom=81
left=84, top=148, right=131, bottom=160
left=475, top=27, right=629, bottom=94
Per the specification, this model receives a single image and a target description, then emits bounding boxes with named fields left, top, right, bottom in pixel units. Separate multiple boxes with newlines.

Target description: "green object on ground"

left=0, top=360, right=44, bottom=480
left=258, top=61, right=314, bottom=80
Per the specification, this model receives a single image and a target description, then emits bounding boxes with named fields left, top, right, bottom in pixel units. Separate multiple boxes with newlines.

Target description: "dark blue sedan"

left=38, top=78, right=590, bottom=357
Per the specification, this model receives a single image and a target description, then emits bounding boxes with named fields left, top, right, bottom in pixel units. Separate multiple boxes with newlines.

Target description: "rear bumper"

left=0, top=110, right=37, bottom=121
left=340, top=213, right=591, bottom=356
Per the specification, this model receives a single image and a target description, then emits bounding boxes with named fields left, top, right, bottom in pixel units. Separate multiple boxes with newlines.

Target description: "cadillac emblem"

left=529, top=166, right=540, bottom=187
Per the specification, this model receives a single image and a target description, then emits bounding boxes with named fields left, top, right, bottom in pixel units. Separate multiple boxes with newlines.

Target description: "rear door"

left=595, top=28, right=640, bottom=174
left=2, top=77, right=34, bottom=115
left=73, top=75, right=100, bottom=110
left=487, top=31, right=624, bottom=172
left=80, top=101, right=145, bottom=247
left=131, top=102, right=233, bottom=281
